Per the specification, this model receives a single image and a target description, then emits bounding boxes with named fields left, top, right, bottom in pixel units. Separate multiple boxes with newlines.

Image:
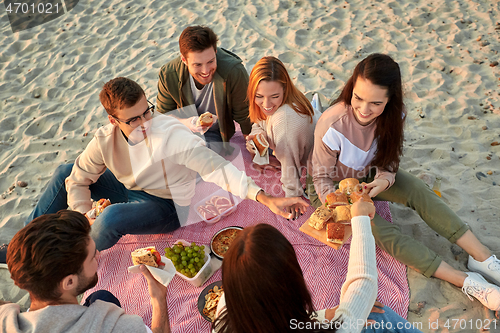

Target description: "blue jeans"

left=26, top=164, right=185, bottom=251
left=362, top=306, right=423, bottom=333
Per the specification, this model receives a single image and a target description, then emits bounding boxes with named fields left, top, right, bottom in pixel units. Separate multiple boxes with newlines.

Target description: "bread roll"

left=326, top=190, right=349, bottom=208
left=93, top=198, right=111, bottom=217
left=198, top=112, right=214, bottom=127
left=131, top=247, right=159, bottom=267
left=349, top=191, right=373, bottom=204
left=308, top=206, right=334, bottom=230
left=339, top=178, right=361, bottom=195
left=252, top=133, right=269, bottom=157
left=334, top=205, right=352, bottom=224
left=326, top=222, right=345, bottom=244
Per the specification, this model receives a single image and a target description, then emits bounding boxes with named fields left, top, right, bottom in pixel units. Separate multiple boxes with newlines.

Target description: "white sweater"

left=66, top=114, right=261, bottom=213
left=249, top=104, right=315, bottom=197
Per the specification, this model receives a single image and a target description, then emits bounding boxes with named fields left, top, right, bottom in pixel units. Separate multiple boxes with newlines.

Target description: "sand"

left=0, top=0, right=499, bottom=331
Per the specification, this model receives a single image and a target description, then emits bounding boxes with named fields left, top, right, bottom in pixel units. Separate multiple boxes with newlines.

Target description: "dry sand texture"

left=0, top=0, right=499, bottom=331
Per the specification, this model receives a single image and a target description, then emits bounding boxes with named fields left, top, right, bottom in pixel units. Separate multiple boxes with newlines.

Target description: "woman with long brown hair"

left=308, top=53, right=500, bottom=311
left=212, top=201, right=423, bottom=333
left=246, top=56, right=316, bottom=218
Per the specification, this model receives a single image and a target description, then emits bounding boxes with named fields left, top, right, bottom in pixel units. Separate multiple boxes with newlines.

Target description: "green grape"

left=190, top=268, right=196, bottom=274
left=171, top=255, right=178, bottom=262
left=193, top=246, right=200, bottom=252
left=191, top=252, right=198, bottom=258
left=191, top=242, right=196, bottom=247
left=174, top=247, right=181, bottom=254
left=190, top=258, right=195, bottom=264
left=181, top=256, right=188, bottom=261
left=187, top=253, right=193, bottom=258
left=194, top=257, right=199, bottom=263
left=188, top=263, right=194, bottom=269
left=180, top=251, right=187, bottom=257
left=186, top=249, right=192, bottom=254
left=181, top=260, right=187, bottom=266
left=200, top=245, right=205, bottom=250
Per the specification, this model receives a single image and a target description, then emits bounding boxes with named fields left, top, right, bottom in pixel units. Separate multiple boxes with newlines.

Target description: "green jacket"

left=156, top=47, right=252, bottom=143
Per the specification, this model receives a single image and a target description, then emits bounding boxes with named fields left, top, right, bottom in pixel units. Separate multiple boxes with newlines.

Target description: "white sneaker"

left=462, top=272, right=500, bottom=311
left=468, top=254, right=500, bottom=286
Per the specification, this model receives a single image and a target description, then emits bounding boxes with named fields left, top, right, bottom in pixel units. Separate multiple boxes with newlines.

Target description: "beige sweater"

left=0, top=300, right=147, bottom=333
left=249, top=104, right=315, bottom=197
left=66, top=115, right=261, bottom=214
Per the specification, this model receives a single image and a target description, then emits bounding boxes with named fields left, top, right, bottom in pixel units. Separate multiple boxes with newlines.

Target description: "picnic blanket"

left=83, top=131, right=409, bottom=332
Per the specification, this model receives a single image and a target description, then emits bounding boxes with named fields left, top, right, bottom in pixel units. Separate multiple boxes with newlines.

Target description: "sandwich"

left=308, top=206, right=335, bottom=230
left=131, top=247, right=165, bottom=268
left=326, top=222, right=345, bottom=244
left=339, top=178, right=361, bottom=195
left=349, top=191, right=373, bottom=205
left=198, top=112, right=214, bottom=127
left=93, top=198, right=111, bottom=217
left=252, top=133, right=269, bottom=157
left=334, top=205, right=352, bottom=224
left=325, top=190, right=349, bottom=208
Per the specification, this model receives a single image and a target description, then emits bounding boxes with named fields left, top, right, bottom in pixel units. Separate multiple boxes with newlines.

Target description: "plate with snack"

left=210, top=226, right=243, bottom=260
left=127, top=246, right=176, bottom=286
left=300, top=178, right=373, bottom=249
left=197, top=280, right=224, bottom=322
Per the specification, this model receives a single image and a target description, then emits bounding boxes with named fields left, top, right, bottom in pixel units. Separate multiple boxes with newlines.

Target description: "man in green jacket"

left=156, top=25, right=251, bottom=154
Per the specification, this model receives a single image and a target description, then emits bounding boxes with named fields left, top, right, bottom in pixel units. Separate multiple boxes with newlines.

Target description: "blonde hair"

left=247, top=56, right=314, bottom=123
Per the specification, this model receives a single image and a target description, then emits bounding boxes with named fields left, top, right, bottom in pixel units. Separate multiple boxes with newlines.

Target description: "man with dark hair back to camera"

left=157, top=25, right=252, bottom=154
left=0, top=77, right=306, bottom=261
left=0, top=210, right=169, bottom=333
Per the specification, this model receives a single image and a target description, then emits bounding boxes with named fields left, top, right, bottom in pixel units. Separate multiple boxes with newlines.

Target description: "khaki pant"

left=306, top=169, right=469, bottom=277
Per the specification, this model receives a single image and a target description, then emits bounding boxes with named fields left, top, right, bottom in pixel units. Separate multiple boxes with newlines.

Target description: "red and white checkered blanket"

left=83, top=132, right=409, bottom=332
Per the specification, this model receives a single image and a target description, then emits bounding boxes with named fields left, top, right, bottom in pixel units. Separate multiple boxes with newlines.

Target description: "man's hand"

left=256, top=192, right=309, bottom=219
left=178, top=116, right=205, bottom=133
left=351, top=200, right=375, bottom=219
left=84, top=211, right=96, bottom=226
left=140, top=265, right=170, bottom=333
left=363, top=179, right=390, bottom=198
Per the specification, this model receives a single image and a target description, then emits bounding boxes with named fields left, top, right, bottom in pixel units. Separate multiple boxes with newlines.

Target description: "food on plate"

left=349, top=191, right=373, bottom=204
left=203, top=285, right=224, bottom=322
left=197, top=195, right=235, bottom=222
left=198, top=112, right=214, bottom=127
left=131, top=247, right=165, bottom=268
left=165, top=242, right=206, bottom=278
left=308, top=206, right=335, bottom=230
left=335, top=205, right=352, bottom=224
left=325, top=190, right=349, bottom=208
left=339, top=178, right=361, bottom=195
left=197, top=204, right=221, bottom=222
left=212, top=228, right=242, bottom=258
left=326, top=222, right=345, bottom=244
left=252, top=133, right=269, bottom=157
left=92, top=198, right=111, bottom=217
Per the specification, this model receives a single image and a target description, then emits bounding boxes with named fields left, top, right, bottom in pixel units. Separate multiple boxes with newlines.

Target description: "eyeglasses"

left=111, top=100, right=155, bottom=127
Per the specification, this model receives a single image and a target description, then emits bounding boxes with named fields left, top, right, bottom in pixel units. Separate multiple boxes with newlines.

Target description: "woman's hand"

left=285, top=203, right=303, bottom=220
left=351, top=200, right=375, bottom=219
left=245, top=134, right=257, bottom=156
left=363, top=179, right=390, bottom=198
left=324, top=301, right=384, bottom=322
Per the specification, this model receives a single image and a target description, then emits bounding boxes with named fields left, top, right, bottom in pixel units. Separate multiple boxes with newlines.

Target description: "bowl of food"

left=197, top=280, right=224, bottom=322
left=210, top=226, right=243, bottom=260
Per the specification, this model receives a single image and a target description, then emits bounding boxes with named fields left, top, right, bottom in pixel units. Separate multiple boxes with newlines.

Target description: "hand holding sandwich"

left=140, top=265, right=171, bottom=333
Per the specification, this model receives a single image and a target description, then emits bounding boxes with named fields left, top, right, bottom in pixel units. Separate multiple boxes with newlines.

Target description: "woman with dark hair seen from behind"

left=308, top=53, right=500, bottom=311
left=212, top=201, right=423, bottom=333
left=246, top=56, right=316, bottom=220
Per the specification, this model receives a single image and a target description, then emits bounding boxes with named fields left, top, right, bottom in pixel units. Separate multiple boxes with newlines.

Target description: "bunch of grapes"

left=165, top=242, right=206, bottom=278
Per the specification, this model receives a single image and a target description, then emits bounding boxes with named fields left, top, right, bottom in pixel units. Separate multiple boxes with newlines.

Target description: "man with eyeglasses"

left=156, top=25, right=251, bottom=154
left=2, top=77, right=307, bottom=257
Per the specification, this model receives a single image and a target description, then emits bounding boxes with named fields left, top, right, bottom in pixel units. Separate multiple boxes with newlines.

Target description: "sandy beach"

left=1, top=0, right=499, bottom=331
